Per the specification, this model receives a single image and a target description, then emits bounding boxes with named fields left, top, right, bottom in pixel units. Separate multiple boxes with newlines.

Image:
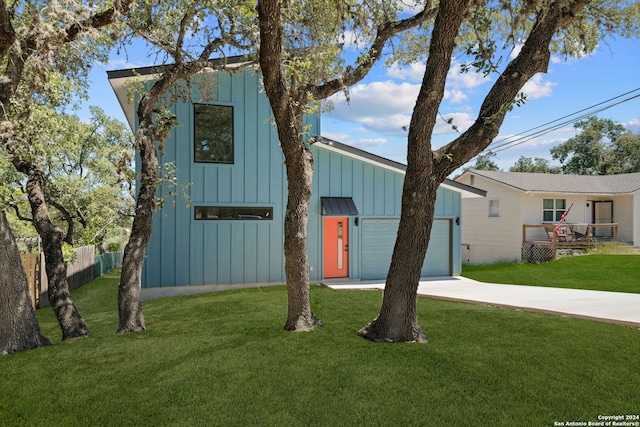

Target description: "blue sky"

left=89, top=34, right=639, bottom=173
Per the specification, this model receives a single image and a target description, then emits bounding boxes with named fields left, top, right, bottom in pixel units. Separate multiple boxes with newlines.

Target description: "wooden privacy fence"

left=18, top=244, right=123, bottom=309
left=19, top=253, right=39, bottom=310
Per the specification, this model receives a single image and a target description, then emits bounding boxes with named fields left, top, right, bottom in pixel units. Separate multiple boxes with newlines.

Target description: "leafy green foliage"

left=61, top=243, right=77, bottom=264
left=1, top=107, right=134, bottom=246
left=550, top=116, right=640, bottom=175
left=467, top=152, right=501, bottom=172
left=509, top=156, right=561, bottom=173
left=393, top=0, right=639, bottom=84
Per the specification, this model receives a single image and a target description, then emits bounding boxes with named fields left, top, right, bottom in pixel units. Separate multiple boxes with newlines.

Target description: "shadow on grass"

left=2, top=269, right=637, bottom=426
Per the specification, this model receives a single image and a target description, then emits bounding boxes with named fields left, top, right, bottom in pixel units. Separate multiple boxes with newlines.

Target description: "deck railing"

left=522, top=223, right=619, bottom=262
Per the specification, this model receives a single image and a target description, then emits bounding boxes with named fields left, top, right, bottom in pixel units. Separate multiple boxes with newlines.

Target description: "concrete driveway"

left=324, top=276, right=640, bottom=328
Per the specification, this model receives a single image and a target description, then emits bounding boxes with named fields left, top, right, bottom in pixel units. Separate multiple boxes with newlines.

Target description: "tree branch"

left=0, top=0, right=15, bottom=58
left=9, top=202, right=32, bottom=222
left=308, top=4, right=437, bottom=100
left=436, top=0, right=592, bottom=176
left=62, top=0, right=133, bottom=44
left=75, top=204, right=88, bottom=229
left=47, top=198, right=75, bottom=244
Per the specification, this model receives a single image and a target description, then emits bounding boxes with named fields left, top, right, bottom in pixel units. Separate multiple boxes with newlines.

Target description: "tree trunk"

left=282, top=144, right=323, bottom=331
left=116, top=126, right=156, bottom=334
left=359, top=0, right=469, bottom=343
left=358, top=179, right=439, bottom=343
left=114, top=56, right=219, bottom=334
left=258, top=0, right=323, bottom=331
left=25, top=171, right=89, bottom=340
left=359, top=0, right=592, bottom=343
left=0, top=209, right=51, bottom=355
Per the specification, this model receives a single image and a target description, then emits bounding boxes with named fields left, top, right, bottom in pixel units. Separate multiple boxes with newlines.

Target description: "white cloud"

left=626, top=118, right=640, bottom=133
left=521, top=74, right=555, bottom=99
left=351, top=138, right=388, bottom=149
left=359, top=114, right=412, bottom=134
left=432, top=112, right=475, bottom=135
left=386, top=62, right=425, bottom=82
left=321, top=131, right=351, bottom=142
left=446, top=62, right=492, bottom=89
left=445, top=89, right=468, bottom=104
left=398, top=0, right=425, bottom=14
left=339, top=30, right=370, bottom=50
left=327, top=80, right=420, bottom=135
left=387, top=60, right=491, bottom=91
left=509, top=44, right=523, bottom=59
left=326, top=74, right=481, bottom=137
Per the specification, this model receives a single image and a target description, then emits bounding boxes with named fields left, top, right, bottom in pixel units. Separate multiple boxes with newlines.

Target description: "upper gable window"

left=194, top=104, right=234, bottom=164
left=488, top=199, right=499, bottom=217
left=543, top=198, right=566, bottom=222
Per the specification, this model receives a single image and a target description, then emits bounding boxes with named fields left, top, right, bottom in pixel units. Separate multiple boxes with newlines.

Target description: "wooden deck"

left=522, top=223, right=619, bottom=261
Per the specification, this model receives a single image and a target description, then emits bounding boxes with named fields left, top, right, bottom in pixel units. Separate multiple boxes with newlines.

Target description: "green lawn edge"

left=462, top=254, right=640, bottom=294
left=1, top=268, right=638, bottom=426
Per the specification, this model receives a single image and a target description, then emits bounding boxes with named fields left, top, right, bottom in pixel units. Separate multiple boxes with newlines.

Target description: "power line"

left=477, top=87, right=640, bottom=157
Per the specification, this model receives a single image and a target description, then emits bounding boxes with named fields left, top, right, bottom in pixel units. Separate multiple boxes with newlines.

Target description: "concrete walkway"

left=324, top=276, right=640, bottom=328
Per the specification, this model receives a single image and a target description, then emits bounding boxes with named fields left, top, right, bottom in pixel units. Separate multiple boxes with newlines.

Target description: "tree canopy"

left=551, top=116, right=640, bottom=175
left=0, top=0, right=132, bottom=350
left=358, top=0, right=640, bottom=343
left=509, top=156, right=561, bottom=173
left=1, top=106, right=134, bottom=247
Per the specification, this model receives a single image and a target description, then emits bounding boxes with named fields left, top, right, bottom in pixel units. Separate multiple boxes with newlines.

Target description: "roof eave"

left=315, top=138, right=486, bottom=198
left=106, top=56, right=256, bottom=132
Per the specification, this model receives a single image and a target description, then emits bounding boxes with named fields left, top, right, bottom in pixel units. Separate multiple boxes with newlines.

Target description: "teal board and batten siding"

left=361, top=219, right=451, bottom=279
left=139, top=68, right=461, bottom=288
left=307, top=143, right=462, bottom=281
left=142, top=69, right=318, bottom=288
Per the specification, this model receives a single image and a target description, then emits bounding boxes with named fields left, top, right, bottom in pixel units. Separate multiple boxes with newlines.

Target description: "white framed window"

left=488, top=199, right=499, bottom=217
left=543, top=198, right=566, bottom=222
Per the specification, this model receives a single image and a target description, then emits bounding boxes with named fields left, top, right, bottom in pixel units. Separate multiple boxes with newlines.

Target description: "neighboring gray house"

left=455, top=170, right=640, bottom=264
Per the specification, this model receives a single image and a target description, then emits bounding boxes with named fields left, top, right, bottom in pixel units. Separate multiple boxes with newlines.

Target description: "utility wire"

left=476, top=87, right=640, bottom=157
left=488, top=92, right=640, bottom=155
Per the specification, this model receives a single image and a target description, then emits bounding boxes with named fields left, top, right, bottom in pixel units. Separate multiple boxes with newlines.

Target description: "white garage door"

left=361, top=219, right=451, bottom=280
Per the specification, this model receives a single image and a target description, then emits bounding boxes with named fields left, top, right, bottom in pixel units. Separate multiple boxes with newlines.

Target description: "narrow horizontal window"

left=194, top=104, right=234, bottom=163
left=195, top=206, right=273, bottom=220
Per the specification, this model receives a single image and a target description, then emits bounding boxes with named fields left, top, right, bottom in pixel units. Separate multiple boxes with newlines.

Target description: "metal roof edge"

left=314, top=136, right=407, bottom=173
left=106, top=55, right=256, bottom=80
left=441, top=179, right=487, bottom=198
left=106, top=55, right=257, bottom=131
left=315, top=137, right=486, bottom=198
left=459, top=169, right=528, bottom=192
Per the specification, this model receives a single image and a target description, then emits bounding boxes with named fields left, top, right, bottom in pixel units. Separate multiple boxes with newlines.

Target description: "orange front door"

left=323, top=217, right=349, bottom=278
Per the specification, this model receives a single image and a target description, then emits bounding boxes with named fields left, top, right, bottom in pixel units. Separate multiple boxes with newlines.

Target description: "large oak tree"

left=257, top=0, right=435, bottom=331
left=0, top=209, right=51, bottom=355
left=0, top=0, right=132, bottom=344
left=358, top=0, right=639, bottom=342
left=551, top=116, right=640, bottom=175
left=115, top=0, right=255, bottom=332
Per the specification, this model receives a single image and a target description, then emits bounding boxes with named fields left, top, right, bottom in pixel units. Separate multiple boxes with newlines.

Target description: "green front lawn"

left=1, top=269, right=638, bottom=426
left=462, top=254, right=640, bottom=294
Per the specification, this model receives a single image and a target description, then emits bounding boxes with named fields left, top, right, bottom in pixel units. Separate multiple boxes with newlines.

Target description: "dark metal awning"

left=321, top=197, right=359, bottom=216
